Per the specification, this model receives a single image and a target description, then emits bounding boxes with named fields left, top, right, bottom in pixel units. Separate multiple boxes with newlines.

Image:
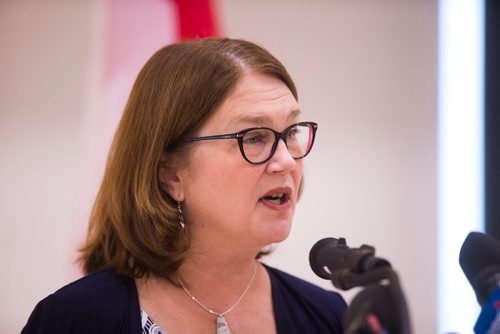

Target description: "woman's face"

left=175, top=73, right=303, bottom=252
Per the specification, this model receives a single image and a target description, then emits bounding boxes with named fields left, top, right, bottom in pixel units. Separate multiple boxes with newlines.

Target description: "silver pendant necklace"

left=178, top=263, right=258, bottom=334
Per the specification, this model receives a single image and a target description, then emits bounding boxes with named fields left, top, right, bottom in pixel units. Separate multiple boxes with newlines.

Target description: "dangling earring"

left=177, top=201, right=185, bottom=230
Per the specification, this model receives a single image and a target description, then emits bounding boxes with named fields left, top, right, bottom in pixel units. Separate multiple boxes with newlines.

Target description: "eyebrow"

left=229, top=108, right=302, bottom=127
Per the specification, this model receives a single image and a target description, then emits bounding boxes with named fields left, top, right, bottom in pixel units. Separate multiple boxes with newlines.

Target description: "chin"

left=264, top=219, right=293, bottom=244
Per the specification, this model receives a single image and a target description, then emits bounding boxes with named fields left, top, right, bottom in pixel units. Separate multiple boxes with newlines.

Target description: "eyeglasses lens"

left=241, top=124, right=314, bottom=163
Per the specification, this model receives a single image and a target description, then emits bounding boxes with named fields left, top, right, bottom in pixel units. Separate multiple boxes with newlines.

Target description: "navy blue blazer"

left=22, top=265, right=346, bottom=333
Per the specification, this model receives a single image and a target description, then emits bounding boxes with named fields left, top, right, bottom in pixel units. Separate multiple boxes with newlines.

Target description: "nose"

left=266, top=139, right=297, bottom=173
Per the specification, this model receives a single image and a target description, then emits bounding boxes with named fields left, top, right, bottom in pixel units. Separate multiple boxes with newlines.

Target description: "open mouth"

left=261, top=192, right=289, bottom=205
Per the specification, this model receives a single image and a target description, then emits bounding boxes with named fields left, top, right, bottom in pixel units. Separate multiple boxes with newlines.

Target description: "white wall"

left=0, top=1, right=97, bottom=332
left=0, top=1, right=438, bottom=333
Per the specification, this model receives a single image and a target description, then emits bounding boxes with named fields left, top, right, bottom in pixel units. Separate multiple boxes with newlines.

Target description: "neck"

left=175, top=240, right=262, bottom=311
left=181, top=223, right=264, bottom=278
left=178, top=261, right=258, bottom=315
left=178, top=259, right=260, bottom=317
left=179, top=249, right=259, bottom=286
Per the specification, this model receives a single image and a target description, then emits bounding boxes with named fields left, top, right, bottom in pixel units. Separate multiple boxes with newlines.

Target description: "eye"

left=242, top=129, right=273, bottom=145
left=287, top=127, right=300, bottom=140
left=244, top=134, right=264, bottom=145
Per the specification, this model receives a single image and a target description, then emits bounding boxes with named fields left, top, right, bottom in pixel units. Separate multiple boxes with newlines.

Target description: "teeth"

left=263, top=193, right=286, bottom=204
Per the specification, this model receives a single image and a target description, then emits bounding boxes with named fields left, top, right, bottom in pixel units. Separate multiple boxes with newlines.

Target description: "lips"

left=258, top=187, right=293, bottom=209
left=262, top=192, right=288, bottom=205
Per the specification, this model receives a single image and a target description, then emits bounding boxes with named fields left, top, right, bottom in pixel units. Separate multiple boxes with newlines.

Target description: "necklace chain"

left=178, top=262, right=258, bottom=317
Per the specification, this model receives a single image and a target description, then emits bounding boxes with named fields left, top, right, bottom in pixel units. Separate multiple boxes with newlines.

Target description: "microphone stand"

left=309, top=237, right=412, bottom=333
left=332, top=267, right=412, bottom=334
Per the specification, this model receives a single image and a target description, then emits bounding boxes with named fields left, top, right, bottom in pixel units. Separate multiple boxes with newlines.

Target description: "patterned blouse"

left=141, top=309, right=167, bottom=334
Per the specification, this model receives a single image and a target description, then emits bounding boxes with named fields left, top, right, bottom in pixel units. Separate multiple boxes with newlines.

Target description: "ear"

left=158, top=153, right=185, bottom=202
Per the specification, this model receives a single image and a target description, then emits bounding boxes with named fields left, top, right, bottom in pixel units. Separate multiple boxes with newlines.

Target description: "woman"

left=23, top=38, right=346, bottom=333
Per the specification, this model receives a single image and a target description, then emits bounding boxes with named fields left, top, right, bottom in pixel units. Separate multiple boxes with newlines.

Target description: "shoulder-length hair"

left=79, top=38, right=298, bottom=279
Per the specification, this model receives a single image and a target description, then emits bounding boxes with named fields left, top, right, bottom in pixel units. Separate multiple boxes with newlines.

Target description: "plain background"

left=0, top=0, right=441, bottom=333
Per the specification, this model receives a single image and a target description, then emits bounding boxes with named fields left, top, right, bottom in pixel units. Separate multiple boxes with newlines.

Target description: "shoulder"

left=52, top=269, right=136, bottom=303
left=22, top=270, right=141, bottom=334
left=264, top=264, right=347, bottom=333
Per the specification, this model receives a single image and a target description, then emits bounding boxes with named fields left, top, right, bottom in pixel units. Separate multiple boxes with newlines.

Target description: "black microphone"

left=459, top=232, right=500, bottom=306
left=459, top=232, right=500, bottom=333
left=309, top=237, right=391, bottom=286
left=309, top=237, right=412, bottom=333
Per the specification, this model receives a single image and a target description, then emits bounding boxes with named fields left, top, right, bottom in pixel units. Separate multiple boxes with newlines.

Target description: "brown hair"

left=79, top=38, right=298, bottom=279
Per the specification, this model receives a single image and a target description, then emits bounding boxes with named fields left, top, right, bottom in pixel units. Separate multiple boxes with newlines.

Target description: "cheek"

left=210, top=164, right=262, bottom=201
left=294, top=162, right=304, bottom=189
left=183, top=166, right=262, bottom=228
left=184, top=148, right=261, bottom=206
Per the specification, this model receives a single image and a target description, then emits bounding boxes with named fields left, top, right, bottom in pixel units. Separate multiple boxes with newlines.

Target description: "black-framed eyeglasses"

left=185, top=121, right=318, bottom=164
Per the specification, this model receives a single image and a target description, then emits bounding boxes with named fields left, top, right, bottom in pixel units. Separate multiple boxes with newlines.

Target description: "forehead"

left=207, top=73, right=300, bottom=131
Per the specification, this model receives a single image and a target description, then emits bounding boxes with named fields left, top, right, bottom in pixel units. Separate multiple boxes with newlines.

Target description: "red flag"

left=174, top=0, right=219, bottom=40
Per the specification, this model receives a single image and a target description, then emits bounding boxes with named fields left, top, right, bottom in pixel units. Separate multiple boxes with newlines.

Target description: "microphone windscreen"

left=459, top=232, right=500, bottom=306
left=309, top=237, right=338, bottom=279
